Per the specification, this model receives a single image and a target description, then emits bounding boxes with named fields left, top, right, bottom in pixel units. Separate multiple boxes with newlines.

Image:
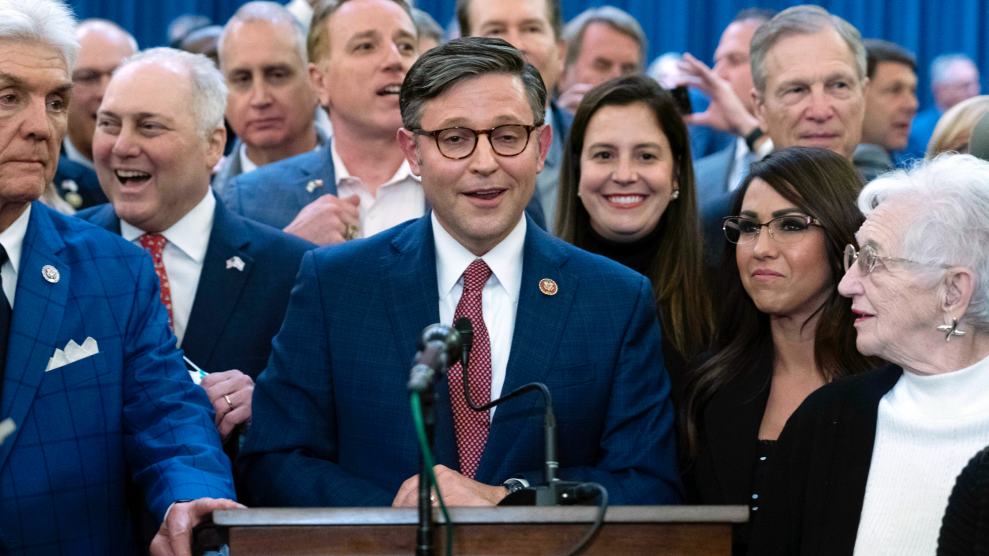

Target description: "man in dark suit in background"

left=854, top=40, right=918, bottom=181
left=56, top=19, right=137, bottom=210
left=212, top=2, right=328, bottom=195
left=678, top=8, right=774, bottom=263
left=555, top=6, right=647, bottom=115
left=78, top=48, right=314, bottom=449
left=239, top=38, right=680, bottom=508
left=457, top=0, right=572, bottom=232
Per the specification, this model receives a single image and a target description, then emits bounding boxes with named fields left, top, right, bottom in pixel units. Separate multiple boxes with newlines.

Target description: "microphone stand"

left=415, top=380, right=437, bottom=556
left=453, top=318, right=593, bottom=507
left=407, top=324, right=462, bottom=556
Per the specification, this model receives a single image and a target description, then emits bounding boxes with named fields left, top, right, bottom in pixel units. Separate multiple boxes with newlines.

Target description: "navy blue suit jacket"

left=0, top=204, right=233, bottom=555
left=53, top=154, right=108, bottom=210
left=239, top=214, right=680, bottom=507
left=221, top=139, right=550, bottom=231
left=77, top=199, right=315, bottom=380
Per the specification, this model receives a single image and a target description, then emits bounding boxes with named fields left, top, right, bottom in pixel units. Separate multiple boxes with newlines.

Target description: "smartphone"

left=670, top=85, right=693, bottom=116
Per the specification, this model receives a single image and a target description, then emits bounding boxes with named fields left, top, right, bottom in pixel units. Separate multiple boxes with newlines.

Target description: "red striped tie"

left=448, top=259, right=493, bottom=479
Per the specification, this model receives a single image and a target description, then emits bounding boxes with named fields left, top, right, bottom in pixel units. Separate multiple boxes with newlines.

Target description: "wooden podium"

left=211, top=505, right=746, bottom=555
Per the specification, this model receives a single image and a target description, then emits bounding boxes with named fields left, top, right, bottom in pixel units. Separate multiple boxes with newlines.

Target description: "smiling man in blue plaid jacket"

left=0, top=1, right=238, bottom=555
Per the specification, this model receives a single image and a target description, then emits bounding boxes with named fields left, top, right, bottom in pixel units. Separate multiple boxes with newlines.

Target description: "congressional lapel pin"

left=226, top=256, right=245, bottom=271
left=539, top=278, right=558, bottom=296
left=42, top=265, right=60, bottom=283
left=305, top=179, right=323, bottom=193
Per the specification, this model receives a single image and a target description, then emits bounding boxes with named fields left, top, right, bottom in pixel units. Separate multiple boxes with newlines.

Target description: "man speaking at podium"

left=239, top=38, right=680, bottom=507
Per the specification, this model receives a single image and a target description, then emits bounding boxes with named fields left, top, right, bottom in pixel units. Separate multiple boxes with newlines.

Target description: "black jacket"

left=682, top=361, right=771, bottom=554
left=937, top=446, right=989, bottom=555
left=747, top=364, right=903, bottom=555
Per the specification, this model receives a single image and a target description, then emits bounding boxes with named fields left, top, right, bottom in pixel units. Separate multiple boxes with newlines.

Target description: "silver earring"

left=937, top=318, right=967, bottom=342
left=670, top=190, right=679, bottom=200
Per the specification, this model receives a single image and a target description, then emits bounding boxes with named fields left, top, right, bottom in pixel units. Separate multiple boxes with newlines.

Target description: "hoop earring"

left=670, top=190, right=679, bottom=201
left=936, top=318, right=967, bottom=342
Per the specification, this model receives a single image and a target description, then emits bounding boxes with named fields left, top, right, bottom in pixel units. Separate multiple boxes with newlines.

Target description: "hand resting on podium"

left=393, top=465, right=508, bottom=507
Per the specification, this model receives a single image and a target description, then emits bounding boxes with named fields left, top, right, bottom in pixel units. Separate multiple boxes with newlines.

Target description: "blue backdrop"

left=65, top=0, right=989, bottom=111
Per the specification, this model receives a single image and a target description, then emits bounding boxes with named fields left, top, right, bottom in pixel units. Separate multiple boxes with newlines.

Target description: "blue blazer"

left=53, top=154, right=108, bottom=210
left=0, top=203, right=234, bottom=556
left=221, top=139, right=550, bottom=231
left=239, top=214, right=680, bottom=507
left=78, top=198, right=316, bottom=379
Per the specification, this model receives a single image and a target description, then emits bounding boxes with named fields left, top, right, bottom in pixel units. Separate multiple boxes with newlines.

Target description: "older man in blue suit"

left=0, top=2, right=238, bottom=556
left=240, top=38, right=680, bottom=508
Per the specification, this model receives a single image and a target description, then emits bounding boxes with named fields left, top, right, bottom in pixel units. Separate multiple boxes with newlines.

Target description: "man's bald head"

left=67, top=19, right=139, bottom=162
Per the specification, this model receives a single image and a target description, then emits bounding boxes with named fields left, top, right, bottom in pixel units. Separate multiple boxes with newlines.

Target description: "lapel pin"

left=305, top=179, right=323, bottom=193
left=226, top=256, right=245, bottom=271
left=42, top=265, right=60, bottom=283
left=539, top=278, right=558, bottom=296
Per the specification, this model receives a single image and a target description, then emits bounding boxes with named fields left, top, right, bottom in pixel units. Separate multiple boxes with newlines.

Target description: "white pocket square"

left=46, top=337, right=99, bottom=372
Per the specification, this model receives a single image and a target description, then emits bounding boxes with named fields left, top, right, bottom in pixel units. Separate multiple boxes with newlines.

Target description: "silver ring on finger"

left=224, top=394, right=233, bottom=409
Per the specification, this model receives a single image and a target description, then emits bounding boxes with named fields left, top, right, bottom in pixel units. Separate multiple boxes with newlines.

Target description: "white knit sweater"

left=853, top=355, right=989, bottom=556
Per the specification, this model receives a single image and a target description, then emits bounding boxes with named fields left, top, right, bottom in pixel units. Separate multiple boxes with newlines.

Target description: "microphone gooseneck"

left=453, top=317, right=558, bottom=485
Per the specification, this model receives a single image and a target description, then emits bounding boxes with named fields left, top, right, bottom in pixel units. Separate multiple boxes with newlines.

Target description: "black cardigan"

left=937, top=446, right=989, bottom=555
left=683, top=361, right=771, bottom=505
left=747, top=364, right=903, bottom=555
left=681, top=361, right=771, bottom=554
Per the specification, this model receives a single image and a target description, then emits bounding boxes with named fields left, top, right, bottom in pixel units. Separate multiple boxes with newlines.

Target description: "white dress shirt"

left=63, top=137, right=95, bottom=170
left=728, top=136, right=775, bottom=192
left=0, top=205, right=31, bottom=307
left=121, top=189, right=216, bottom=346
left=239, top=141, right=259, bottom=174
left=433, top=212, right=526, bottom=420
left=332, top=140, right=425, bottom=238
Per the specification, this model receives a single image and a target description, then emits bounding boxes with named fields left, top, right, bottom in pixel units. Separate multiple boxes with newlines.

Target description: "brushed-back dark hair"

left=680, top=147, right=881, bottom=460
left=399, top=37, right=547, bottom=131
left=556, top=75, right=713, bottom=358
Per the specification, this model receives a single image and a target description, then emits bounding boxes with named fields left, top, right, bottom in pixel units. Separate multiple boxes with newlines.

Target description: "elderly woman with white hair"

left=748, top=153, right=989, bottom=556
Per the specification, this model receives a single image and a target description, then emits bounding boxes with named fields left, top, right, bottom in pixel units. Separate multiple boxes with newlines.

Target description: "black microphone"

left=407, top=324, right=462, bottom=392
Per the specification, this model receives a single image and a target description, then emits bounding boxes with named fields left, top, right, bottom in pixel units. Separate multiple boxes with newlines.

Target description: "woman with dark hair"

left=679, top=147, right=880, bottom=553
left=556, top=75, right=713, bottom=383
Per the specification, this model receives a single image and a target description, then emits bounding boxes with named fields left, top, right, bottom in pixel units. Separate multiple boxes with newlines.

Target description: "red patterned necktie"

left=138, top=233, right=174, bottom=329
left=448, top=259, right=493, bottom=479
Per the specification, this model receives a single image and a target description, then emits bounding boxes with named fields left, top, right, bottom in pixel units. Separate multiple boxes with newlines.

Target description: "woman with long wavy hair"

left=679, top=147, right=881, bottom=554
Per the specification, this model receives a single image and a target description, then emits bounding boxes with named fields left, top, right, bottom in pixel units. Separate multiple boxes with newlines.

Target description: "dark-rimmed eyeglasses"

left=413, top=125, right=538, bottom=160
left=723, top=215, right=822, bottom=245
left=843, top=244, right=953, bottom=276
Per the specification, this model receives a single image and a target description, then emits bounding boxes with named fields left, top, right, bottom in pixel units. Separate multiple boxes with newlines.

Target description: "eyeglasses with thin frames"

left=723, top=214, right=822, bottom=245
left=843, top=244, right=954, bottom=276
left=413, top=125, right=538, bottom=160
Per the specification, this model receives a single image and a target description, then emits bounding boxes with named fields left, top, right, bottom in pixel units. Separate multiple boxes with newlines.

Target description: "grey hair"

left=0, top=0, right=79, bottom=69
left=750, top=5, right=866, bottom=95
left=411, top=8, right=443, bottom=47
left=219, top=2, right=308, bottom=66
left=117, top=47, right=228, bottom=139
left=77, top=19, right=138, bottom=54
left=930, top=53, right=978, bottom=85
left=400, top=37, right=546, bottom=132
left=857, top=154, right=989, bottom=331
left=563, top=6, right=647, bottom=71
